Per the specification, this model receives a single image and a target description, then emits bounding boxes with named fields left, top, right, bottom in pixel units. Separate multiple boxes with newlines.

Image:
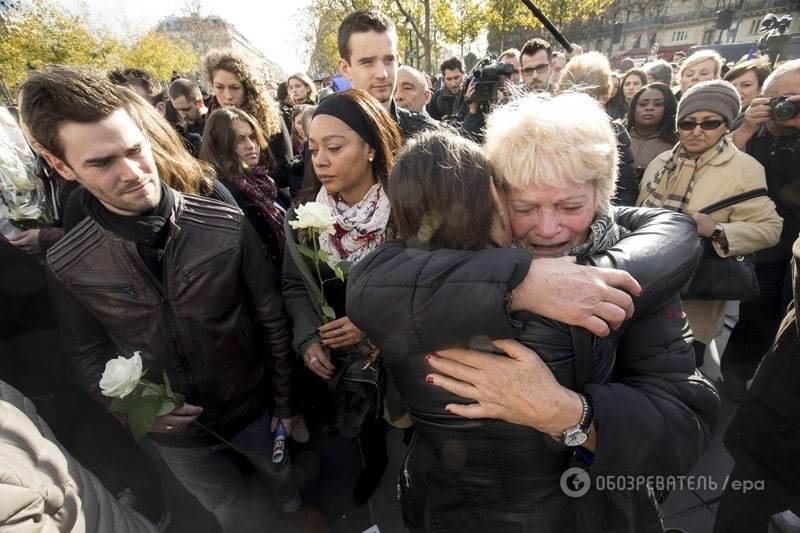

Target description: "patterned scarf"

left=568, top=211, right=630, bottom=258
left=639, top=136, right=729, bottom=213
left=315, top=183, right=391, bottom=268
left=230, top=166, right=286, bottom=254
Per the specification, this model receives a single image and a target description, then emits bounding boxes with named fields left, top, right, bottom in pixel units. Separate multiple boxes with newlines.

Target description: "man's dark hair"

left=520, top=38, right=552, bottom=63
left=440, top=57, right=465, bottom=75
left=644, top=60, right=673, bottom=85
left=168, top=78, right=202, bottom=102
left=276, top=81, right=290, bottom=102
left=20, top=66, right=127, bottom=161
left=108, top=68, right=162, bottom=105
left=337, top=10, right=396, bottom=62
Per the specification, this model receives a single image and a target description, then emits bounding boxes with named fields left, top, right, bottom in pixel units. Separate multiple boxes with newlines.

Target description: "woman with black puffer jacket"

left=347, top=94, right=719, bottom=533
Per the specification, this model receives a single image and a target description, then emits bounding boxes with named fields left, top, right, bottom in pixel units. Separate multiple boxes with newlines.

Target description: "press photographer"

left=426, top=57, right=466, bottom=121
left=724, top=59, right=800, bottom=402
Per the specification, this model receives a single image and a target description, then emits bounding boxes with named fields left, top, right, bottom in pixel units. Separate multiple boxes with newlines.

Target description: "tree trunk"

left=423, top=0, right=431, bottom=73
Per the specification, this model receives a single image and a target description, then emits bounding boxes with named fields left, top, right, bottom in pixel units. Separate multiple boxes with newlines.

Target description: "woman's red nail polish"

left=431, top=351, right=439, bottom=356
left=426, top=376, right=434, bottom=384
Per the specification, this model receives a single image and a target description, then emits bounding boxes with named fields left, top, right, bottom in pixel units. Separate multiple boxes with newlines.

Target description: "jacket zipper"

left=402, top=431, right=418, bottom=490
left=182, top=246, right=237, bottom=280
left=123, top=238, right=201, bottom=402
left=70, top=282, right=136, bottom=296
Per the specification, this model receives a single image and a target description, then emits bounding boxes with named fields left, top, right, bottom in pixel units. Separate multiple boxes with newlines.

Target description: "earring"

left=368, top=154, right=374, bottom=162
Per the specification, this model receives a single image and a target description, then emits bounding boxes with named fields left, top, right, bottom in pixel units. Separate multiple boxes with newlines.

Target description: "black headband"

left=313, top=92, right=380, bottom=152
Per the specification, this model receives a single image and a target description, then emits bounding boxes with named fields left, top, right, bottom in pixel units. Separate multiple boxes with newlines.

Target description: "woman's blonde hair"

left=557, top=51, right=612, bottom=102
left=287, top=72, right=318, bottom=104
left=203, top=49, right=281, bottom=138
left=679, top=50, right=724, bottom=80
left=484, top=91, right=618, bottom=214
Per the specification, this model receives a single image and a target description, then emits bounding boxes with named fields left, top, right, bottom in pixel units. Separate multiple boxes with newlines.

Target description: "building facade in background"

left=154, top=14, right=285, bottom=84
left=489, top=0, right=799, bottom=66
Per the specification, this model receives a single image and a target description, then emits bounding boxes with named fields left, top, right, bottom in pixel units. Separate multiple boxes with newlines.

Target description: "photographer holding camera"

left=723, top=59, right=800, bottom=402
left=427, top=57, right=466, bottom=121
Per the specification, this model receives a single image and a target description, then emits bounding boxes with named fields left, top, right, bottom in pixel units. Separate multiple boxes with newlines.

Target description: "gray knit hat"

left=677, top=79, right=741, bottom=126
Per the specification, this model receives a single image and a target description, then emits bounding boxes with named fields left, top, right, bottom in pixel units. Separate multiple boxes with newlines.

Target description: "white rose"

left=289, top=202, right=336, bottom=234
left=99, top=352, right=143, bottom=399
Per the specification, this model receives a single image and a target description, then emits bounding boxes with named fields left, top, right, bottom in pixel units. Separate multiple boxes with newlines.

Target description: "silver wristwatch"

left=560, top=394, right=594, bottom=447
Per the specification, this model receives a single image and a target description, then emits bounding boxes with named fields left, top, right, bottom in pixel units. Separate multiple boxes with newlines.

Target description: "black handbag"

left=328, top=340, right=385, bottom=429
left=680, top=188, right=768, bottom=301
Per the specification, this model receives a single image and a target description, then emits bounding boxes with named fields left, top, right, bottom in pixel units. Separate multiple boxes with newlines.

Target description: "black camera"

left=472, top=61, right=516, bottom=105
left=770, top=95, right=800, bottom=122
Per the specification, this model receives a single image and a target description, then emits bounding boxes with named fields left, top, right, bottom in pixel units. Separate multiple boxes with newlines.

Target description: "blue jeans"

left=151, top=410, right=300, bottom=533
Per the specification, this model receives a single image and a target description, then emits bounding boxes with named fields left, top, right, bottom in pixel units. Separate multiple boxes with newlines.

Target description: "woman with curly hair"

left=204, top=49, right=294, bottom=189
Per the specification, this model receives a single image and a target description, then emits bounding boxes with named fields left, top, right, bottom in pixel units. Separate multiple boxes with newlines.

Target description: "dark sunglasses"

left=677, top=119, right=724, bottom=131
left=522, top=63, right=549, bottom=75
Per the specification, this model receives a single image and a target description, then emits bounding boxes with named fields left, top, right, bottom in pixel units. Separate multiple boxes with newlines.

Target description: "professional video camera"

left=471, top=57, right=517, bottom=105
left=757, top=13, right=793, bottom=67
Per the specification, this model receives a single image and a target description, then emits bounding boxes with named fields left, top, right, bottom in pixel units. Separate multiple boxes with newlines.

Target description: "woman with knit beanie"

left=637, top=79, right=783, bottom=366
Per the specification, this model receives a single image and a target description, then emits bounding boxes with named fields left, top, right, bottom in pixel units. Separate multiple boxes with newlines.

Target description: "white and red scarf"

left=315, top=183, right=391, bottom=268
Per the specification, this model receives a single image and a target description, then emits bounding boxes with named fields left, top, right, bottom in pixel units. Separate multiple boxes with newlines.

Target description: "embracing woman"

left=347, top=93, right=719, bottom=532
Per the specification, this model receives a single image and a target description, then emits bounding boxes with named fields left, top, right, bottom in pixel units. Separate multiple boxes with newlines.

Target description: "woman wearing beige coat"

left=638, top=79, right=782, bottom=365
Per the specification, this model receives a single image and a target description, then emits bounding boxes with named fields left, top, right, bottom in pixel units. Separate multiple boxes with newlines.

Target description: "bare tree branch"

left=394, top=0, right=425, bottom=43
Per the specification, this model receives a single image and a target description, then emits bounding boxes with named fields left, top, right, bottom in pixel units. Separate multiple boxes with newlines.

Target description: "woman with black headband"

left=282, top=89, right=404, bottom=514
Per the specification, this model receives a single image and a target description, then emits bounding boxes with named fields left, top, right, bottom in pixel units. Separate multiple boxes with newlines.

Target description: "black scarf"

left=81, top=180, right=175, bottom=275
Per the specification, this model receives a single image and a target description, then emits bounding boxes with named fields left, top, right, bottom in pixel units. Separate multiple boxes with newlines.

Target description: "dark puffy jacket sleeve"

left=612, top=121, right=640, bottom=207
left=596, top=207, right=700, bottom=318
left=350, top=208, right=700, bottom=341
left=46, top=268, right=116, bottom=404
left=239, top=219, right=294, bottom=418
left=586, top=296, right=720, bottom=476
left=347, top=244, right=533, bottom=354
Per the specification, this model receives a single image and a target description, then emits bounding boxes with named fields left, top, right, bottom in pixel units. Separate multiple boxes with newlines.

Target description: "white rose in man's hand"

left=289, top=201, right=336, bottom=234
left=100, top=352, right=143, bottom=399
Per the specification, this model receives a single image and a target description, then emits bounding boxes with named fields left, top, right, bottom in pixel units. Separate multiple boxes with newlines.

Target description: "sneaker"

left=772, top=510, right=800, bottom=532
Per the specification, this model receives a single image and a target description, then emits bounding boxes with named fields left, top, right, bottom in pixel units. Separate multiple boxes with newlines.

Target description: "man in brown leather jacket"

left=18, top=67, right=322, bottom=533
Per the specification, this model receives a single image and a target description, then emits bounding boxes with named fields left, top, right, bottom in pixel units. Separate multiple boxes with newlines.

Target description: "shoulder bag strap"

left=699, top=188, right=769, bottom=215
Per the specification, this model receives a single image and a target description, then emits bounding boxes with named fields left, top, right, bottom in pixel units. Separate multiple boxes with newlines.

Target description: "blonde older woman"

left=678, top=50, right=724, bottom=98
left=638, top=79, right=782, bottom=364
left=347, top=93, right=718, bottom=532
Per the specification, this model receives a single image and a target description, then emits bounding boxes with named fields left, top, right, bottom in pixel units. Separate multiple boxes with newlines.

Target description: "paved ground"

left=1, top=241, right=794, bottom=533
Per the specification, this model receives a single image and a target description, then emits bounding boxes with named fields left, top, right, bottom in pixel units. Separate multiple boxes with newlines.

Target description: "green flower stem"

left=192, top=420, right=248, bottom=455
left=310, top=228, right=331, bottom=324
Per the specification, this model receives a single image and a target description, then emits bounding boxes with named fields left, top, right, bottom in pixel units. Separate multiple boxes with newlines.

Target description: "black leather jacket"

left=47, top=193, right=293, bottom=447
left=347, top=207, right=719, bottom=532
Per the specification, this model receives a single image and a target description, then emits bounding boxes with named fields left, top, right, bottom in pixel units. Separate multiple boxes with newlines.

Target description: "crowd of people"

left=1, top=6, right=799, bottom=533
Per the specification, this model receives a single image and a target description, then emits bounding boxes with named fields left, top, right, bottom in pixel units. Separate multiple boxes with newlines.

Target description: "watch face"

left=564, top=430, right=588, bottom=447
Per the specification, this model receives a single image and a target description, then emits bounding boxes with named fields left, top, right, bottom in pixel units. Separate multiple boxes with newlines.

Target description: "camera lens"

left=771, top=99, right=800, bottom=122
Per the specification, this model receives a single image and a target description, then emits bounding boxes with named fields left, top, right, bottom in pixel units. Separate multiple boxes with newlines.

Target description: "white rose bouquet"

left=100, top=352, right=237, bottom=449
left=0, top=107, right=52, bottom=226
left=289, top=201, right=353, bottom=322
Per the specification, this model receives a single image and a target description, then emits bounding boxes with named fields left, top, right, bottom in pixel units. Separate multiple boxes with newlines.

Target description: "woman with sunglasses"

left=638, top=80, right=782, bottom=366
